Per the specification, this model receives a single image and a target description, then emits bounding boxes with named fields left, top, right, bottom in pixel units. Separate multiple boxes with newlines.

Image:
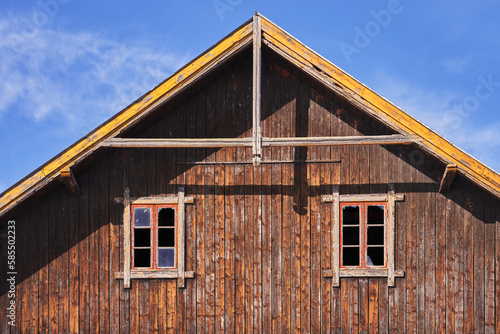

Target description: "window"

left=341, top=203, right=387, bottom=268
left=132, top=205, right=177, bottom=269
left=114, top=187, right=195, bottom=289
left=322, top=185, right=405, bottom=287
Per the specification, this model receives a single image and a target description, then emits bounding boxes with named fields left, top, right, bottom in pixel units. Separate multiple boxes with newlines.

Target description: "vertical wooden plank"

left=289, top=67, right=301, bottom=334
left=243, top=55, right=255, bottom=334
left=194, top=87, right=207, bottom=334
left=453, top=181, right=464, bottom=334
left=347, top=102, right=359, bottom=334
left=299, top=81, right=312, bottom=333
left=59, top=190, right=70, bottom=334
left=109, top=151, right=122, bottom=334
left=30, top=204, right=40, bottom=333
left=214, top=73, right=226, bottom=334
left=270, top=61, right=283, bottom=334
left=368, top=279, right=379, bottom=334
left=99, top=159, right=110, bottom=334
left=48, top=191, right=59, bottom=334
left=129, top=146, right=141, bottom=334
left=424, top=177, right=436, bottom=333
left=496, top=204, right=500, bottom=334
left=359, top=278, right=370, bottom=334
left=234, top=62, right=247, bottom=334
left=253, top=153, right=263, bottom=334
left=309, top=89, right=322, bottom=334
left=204, top=81, right=217, bottom=334
left=224, top=68, right=236, bottom=334
left=148, top=122, right=159, bottom=334
left=405, top=150, right=417, bottom=333
left=415, top=163, right=426, bottom=334
left=484, top=197, right=496, bottom=332
left=185, top=93, right=201, bottom=334
left=175, top=104, right=187, bottom=334
left=67, top=185, right=79, bottom=334
left=89, top=166, right=100, bottom=333
left=78, top=174, right=90, bottom=333
left=378, top=142, right=389, bottom=334
left=261, top=60, right=272, bottom=334
left=119, top=152, right=131, bottom=334
left=463, top=184, right=474, bottom=333
left=393, top=146, right=407, bottom=334
left=244, top=105, right=255, bottom=334
left=473, top=191, right=485, bottom=333
left=447, top=183, right=458, bottom=334
left=319, top=86, right=332, bottom=333
left=165, top=112, right=179, bottom=334
left=330, top=94, right=343, bottom=334
left=435, top=191, right=447, bottom=333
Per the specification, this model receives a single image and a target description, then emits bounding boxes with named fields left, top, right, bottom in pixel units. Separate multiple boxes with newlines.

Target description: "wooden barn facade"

left=1, top=13, right=500, bottom=333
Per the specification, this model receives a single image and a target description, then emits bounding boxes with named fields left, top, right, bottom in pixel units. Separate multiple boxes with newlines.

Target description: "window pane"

left=158, top=228, right=175, bottom=247
left=158, top=208, right=175, bottom=227
left=158, top=248, right=175, bottom=268
left=342, top=226, right=359, bottom=245
left=367, top=226, right=384, bottom=245
left=134, top=249, right=150, bottom=268
left=367, top=205, right=385, bottom=225
left=342, top=247, right=359, bottom=266
left=134, top=228, right=151, bottom=247
left=342, top=206, right=360, bottom=225
left=133, top=207, right=151, bottom=227
left=367, top=247, right=384, bottom=266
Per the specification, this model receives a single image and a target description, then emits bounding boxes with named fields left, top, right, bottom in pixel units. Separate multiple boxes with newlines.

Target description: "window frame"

left=339, top=202, right=388, bottom=269
left=114, top=187, right=195, bottom=289
left=131, top=204, right=178, bottom=270
left=322, top=185, right=405, bottom=287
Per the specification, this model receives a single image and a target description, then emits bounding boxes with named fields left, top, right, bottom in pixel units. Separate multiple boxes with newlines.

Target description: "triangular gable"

left=1, top=13, right=499, bottom=218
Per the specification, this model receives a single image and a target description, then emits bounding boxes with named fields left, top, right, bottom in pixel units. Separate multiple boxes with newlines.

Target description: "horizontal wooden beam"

left=439, top=164, right=458, bottom=193
left=115, top=271, right=195, bottom=280
left=114, top=196, right=195, bottom=205
left=60, top=168, right=80, bottom=197
left=323, top=193, right=405, bottom=203
left=102, top=134, right=417, bottom=148
left=323, top=269, right=404, bottom=278
left=262, top=134, right=417, bottom=147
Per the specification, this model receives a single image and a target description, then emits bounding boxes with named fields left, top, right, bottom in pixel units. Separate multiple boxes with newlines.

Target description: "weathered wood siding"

left=1, top=48, right=499, bottom=333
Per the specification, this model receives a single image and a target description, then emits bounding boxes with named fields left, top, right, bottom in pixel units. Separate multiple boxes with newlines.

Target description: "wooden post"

left=123, top=187, right=131, bottom=288
left=177, top=187, right=186, bottom=288
left=331, top=185, right=340, bottom=287
left=252, top=13, right=262, bottom=166
left=387, top=184, right=396, bottom=287
left=439, top=164, right=458, bottom=193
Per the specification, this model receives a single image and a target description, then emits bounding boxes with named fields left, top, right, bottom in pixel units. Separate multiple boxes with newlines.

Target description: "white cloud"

left=440, top=56, right=472, bottom=73
left=0, top=14, right=188, bottom=132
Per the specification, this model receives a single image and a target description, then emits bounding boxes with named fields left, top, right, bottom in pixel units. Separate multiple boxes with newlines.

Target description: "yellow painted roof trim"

left=0, top=20, right=253, bottom=216
left=1, top=13, right=499, bottom=218
left=259, top=14, right=500, bottom=198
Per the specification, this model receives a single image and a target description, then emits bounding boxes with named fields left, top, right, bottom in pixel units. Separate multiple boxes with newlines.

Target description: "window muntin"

left=340, top=202, right=387, bottom=269
left=132, top=205, right=177, bottom=270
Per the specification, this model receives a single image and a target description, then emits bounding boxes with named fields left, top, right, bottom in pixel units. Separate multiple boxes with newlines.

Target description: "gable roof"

left=1, top=13, right=499, bottom=218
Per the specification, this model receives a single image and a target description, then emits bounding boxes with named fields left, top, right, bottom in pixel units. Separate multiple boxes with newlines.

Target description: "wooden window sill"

left=115, top=270, right=195, bottom=280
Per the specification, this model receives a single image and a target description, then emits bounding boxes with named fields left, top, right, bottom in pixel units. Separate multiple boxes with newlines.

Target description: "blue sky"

left=1, top=0, right=499, bottom=193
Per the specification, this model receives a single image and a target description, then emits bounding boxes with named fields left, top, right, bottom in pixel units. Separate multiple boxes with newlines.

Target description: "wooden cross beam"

left=439, top=164, right=458, bottom=193
left=101, top=134, right=417, bottom=148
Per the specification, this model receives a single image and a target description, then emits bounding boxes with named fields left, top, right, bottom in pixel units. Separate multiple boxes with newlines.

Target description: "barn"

left=1, top=13, right=499, bottom=333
